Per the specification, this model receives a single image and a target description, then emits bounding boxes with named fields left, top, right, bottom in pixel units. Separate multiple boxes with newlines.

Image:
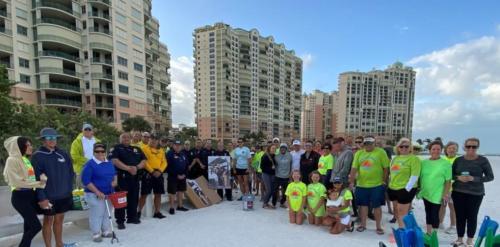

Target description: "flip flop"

left=376, top=228, right=385, bottom=235
left=356, top=226, right=366, bottom=232
left=346, top=222, right=355, bottom=232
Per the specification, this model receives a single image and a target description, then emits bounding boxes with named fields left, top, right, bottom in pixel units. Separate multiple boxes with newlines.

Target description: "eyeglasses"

left=94, top=150, right=106, bottom=153
left=84, top=128, right=92, bottom=131
left=399, top=145, right=410, bottom=149
left=363, top=142, right=374, bottom=145
left=44, top=136, right=57, bottom=141
left=465, top=145, right=478, bottom=149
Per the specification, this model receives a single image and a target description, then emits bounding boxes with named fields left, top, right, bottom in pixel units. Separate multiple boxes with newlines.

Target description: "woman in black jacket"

left=261, top=143, right=277, bottom=209
left=300, top=140, right=320, bottom=184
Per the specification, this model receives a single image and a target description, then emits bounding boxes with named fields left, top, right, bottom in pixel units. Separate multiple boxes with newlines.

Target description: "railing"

left=39, top=67, right=81, bottom=77
left=89, top=0, right=111, bottom=6
left=89, top=27, right=112, bottom=35
left=36, top=1, right=80, bottom=17
left=94, top=102, right=114, bottom=108
left=88, top=12, right=111, bottom=21
left=0, top=27, right=12, bottom=35
left=0, top=9, right=11, bottom=18
left=0, top=61, right=12, bottom=68
left=42, top=98, right=82, bottom=107
left=36, top=34, right=81, bottom=48
left=91, top=57, right=113, bottom=65
left=91, top=87, right=114, bottom=94
left=91, top=73, right=113, bottom=80
left=36, top=18, right=80, bottom=32
left=0, top=43, right=13, bottom=52
left=89, top=42, right=113, bottom=51
left=40, top=82, right=82, bottom=92
left=39, top=50, right=80, bottom=62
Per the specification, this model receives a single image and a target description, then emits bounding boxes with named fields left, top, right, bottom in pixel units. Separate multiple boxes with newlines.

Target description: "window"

left=131, top=8, right=141, bottom=20
left=133, top=63, right=143, bottom=72
left=115, top=27, right=127, bottom=39
left=118, top=71, right=128, bottom=80
left=134, top=76, right=144, bottom=85
left=119, top=84, right=129, bottom=94
left=16, top=8, right=28, bottom=20
left=116, top=41, right=127, bottom=53
left=19, top=58, right=29, bottom=68
left=132, top=21, right=142, bottom=33
left=119, top=99, right=129, bottom=108
left=17, top=25, right=28, bottom=36
left=120, top=112, right=130, bottom=121
left=20, top=74, right=30, bottom=84
left=132, top=35, right=142, bottom=46
left=17, top=42, right=30, bottom=53
left=133, top=49, right=142, bottom=59
left=134, top=89, right=145, bottom=99
left=117, top=56, right=128, bottom=66
left=115, top=12, right=127, bottom=24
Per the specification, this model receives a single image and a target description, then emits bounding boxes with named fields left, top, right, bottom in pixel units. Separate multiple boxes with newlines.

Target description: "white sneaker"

left=439, top=224, right=445, bottom=230
left=92, top=234, right=102, bottom=242
left=445, top=226, right=457, bottom=234
left=102, top=231, right=113, bottom=238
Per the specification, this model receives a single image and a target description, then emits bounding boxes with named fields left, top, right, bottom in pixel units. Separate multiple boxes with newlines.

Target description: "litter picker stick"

left=105, top=199, right=119, bottom=244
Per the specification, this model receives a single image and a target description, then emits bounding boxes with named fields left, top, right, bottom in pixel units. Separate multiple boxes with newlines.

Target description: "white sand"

left=4, top=157, right=500, bottom=247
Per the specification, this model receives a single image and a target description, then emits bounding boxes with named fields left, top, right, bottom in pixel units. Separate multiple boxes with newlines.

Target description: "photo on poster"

left=207, top=156, right=231, bottom=189
left=187, top=179, right=210, bottom=206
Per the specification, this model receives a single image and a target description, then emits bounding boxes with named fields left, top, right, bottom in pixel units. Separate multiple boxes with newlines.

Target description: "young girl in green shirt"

left=307, top=171, right=327, bottom=226
left=285, top=170, right=307, bottom=225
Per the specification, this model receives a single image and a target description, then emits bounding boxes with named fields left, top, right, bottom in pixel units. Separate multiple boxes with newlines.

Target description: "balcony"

left=91, top=57, right=112, bottom=65
left=39, top=50, right=80, bottom=62
left=0, top=26, right=12, bottom=35
left=0, top=9, right=11, bottom=18
left=0, top=43, right=12, bottom=53
left=36, top=1, right=80, bottom=17
left=36, top=18, right=80, bottom=32
left=39, top=82, right=82, bottom=93
left=88, top=12, right=111, bottom=21
left=91, top=87, right=114, bottom=95
left=39, top=67, right=81, bottom=78
left=89, top=42, right=113, bottom=52
left=91, top=73, right=113, bottom=80
left=36, top=34, right=81, bottom=49
left=94, top=102, right=114, bottom=109
left=89, top=27, right=112, bottom=36
left=42, top=98, right=82, bottom=108
left=89, top=0, right=112, bottom=6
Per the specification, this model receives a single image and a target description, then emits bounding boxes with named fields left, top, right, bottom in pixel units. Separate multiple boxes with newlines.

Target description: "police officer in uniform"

left=109, top=133, right=146, bottom=229
left=166, top=140, right=190, bottom=215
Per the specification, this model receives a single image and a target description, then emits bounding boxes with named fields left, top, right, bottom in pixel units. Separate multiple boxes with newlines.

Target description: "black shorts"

left=141, top=174, right=165, bottom=195
left=387, top=188, right=417, bottom=204
left=235, top=168, right=249, bottom=176
left=40, top=197, right=73, bottom=216
left=167, top=176, right=187, bottom=194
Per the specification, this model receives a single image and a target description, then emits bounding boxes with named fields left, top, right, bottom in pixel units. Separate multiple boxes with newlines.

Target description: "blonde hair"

left=444, top=141, right=459, bottom=156
left=395, top=137, right=413, bottom=155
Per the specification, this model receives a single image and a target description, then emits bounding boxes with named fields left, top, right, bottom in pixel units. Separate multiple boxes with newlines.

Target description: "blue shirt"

left=81, top=158, right=116, bottom=195
left=166, top=150, right=189, bottom=177
left=234, top=147, right=251, bottom=169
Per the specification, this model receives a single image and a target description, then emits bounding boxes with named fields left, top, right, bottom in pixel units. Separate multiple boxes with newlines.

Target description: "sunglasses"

left=94, top=150, right=106, bottom=153
left=355, top=141, right=363, bottom=144
left=364, top=142, right=374, bottom=145
left=143, top=136, right=150, bottom=138
left=44, top=136, right=57, bottom=141
left=399, top=145, right=410, bottom=149
left=84, top=128, right=92, bottom=131
left=465, top=145, right=478, bottom=149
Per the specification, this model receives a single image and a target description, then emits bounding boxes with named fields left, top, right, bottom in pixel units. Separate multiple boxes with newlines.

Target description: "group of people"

left=2, top=123, right=495, bottom=247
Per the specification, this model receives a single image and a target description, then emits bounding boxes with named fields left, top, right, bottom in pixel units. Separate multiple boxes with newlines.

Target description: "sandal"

left=376, top=228, right=385, bottom=235
left=450, top=240, right=464, bottom=246
left=356, top=226, right=366, bottom=232
left=346, top=222, right=355, bottom=232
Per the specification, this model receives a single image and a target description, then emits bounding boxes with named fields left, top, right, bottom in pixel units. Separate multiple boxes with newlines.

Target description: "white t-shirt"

left=82, top=136, right=96, bottom=160
left=290, top=149, right=305, bottom=171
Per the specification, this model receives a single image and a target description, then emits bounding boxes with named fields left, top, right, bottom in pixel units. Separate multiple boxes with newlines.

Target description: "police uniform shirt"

left=109, top=144, right=146, bottom=172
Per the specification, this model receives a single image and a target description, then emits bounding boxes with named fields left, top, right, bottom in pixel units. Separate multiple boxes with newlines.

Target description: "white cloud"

left=170, top=56, right=195, bottom=126
left=408, top=36, right=500, bottom=153
left=497, top=24, right=500, bottom=32
left=299, top=53, right=314, bottom=69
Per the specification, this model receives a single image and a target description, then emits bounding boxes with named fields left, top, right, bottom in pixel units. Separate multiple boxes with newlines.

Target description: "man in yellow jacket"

left=138, top=134, right=168, bottom=219
left=70, top=123, right=100, bottom=188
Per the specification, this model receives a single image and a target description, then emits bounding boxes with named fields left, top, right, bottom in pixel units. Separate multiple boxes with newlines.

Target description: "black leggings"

left=452, top=191, right=484, bottom=238
left=423, top=199, right=441, bottom=229
left=273, top=177, right=288, bottom=205
left=11, top=190, right=42, bottom=247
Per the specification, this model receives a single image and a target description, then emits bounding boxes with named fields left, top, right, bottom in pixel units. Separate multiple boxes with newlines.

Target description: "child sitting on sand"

left=323, top=177, right=354, bottom=234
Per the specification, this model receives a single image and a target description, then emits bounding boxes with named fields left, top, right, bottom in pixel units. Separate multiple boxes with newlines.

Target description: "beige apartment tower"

left=194, top=23, right=303, bottom=142
left=1, top=0, right=171, bottom=131
left=300, top=90, right=339, bottom=141
left=336, top=62, right=416, bottom=141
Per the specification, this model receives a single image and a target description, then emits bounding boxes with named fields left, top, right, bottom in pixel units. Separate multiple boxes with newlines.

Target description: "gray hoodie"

left=275, top=152, right=292, bottom=179
left=330, top=145, right=353, bottom=184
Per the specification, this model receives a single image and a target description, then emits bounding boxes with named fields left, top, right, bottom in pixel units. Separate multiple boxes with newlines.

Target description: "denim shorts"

left=355, top=185, right=386, bottom=208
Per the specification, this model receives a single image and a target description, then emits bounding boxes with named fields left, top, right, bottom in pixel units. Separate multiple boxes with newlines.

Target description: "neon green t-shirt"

left=418, top=158, right=452, bottom=204
left=443, top=155, right=457, bottom=165
left=285, top=181, right=307, bottom=212
left=252, top=151, right=265, bottom=173
left=339, top=189, right=353, bottom=214
left=307, top=182, right=326, bottom=217
left=317, top=154, right=334, bottom=175
left=389, top=155, right=421, bottom=190
left=352, top=147, right=390, bottom=188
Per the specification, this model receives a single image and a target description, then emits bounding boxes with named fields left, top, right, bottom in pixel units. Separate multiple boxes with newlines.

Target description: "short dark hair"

left=429, top=140, right=443, bottom=150
left=355, top=136, right=364, bottom=140
left=325, top=134, right=334, bottom=139
left=333, top=137, right=344, bottom=144
left=93, top=142, right=106, bottom=151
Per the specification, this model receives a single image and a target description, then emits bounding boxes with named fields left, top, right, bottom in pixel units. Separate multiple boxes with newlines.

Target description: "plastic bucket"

left=108, top=191, right=128, bottom=209
left=242, top=194, right=255, bottom=211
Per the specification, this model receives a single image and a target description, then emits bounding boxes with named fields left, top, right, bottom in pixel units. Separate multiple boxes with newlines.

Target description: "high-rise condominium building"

left=194, top=23, right=303, bottom=142
left=300, top=90, right=339, bottom=141
left=1, top=0, right=171, bottom=131
left=336, top=62, right=416, bottom=141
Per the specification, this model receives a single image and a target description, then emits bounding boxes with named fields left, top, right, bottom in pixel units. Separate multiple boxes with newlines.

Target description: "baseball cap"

left=82, top=123, right=93, bottom=130
left=272, top=137, right=280, bottom=143
left=363, top=137, right=376, bottom=143
left=39, top=127, right=61, bottom=139
left=279, top=143, right=288, bottom=149
left=292, top=140, right=301, bottom=146
left=333, top=177, right=342, bottom=183
left=174, top=140, right=182, bottom=145
left=323, top=143, right=332, bottom=150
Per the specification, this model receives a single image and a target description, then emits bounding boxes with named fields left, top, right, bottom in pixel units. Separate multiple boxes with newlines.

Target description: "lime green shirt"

left=307, top=182, right=327, bottom=217
left=317, top=154, right=334, bottom=175
left=352, top=147, right=390, bottom=188
left=339, top=189, right=353, bottom=214
left=285, top=181, right=307, bottom=212
left=419, top=158, right=452, bottom=204
left=252, top=151, right=265, bottom=173
left=443, top=155, right=457, bottom=165
left=389, top=155, right=421, bottom=190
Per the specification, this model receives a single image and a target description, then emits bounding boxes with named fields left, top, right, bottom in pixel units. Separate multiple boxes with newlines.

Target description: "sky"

left=152, top=0, right=500, bottom=154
